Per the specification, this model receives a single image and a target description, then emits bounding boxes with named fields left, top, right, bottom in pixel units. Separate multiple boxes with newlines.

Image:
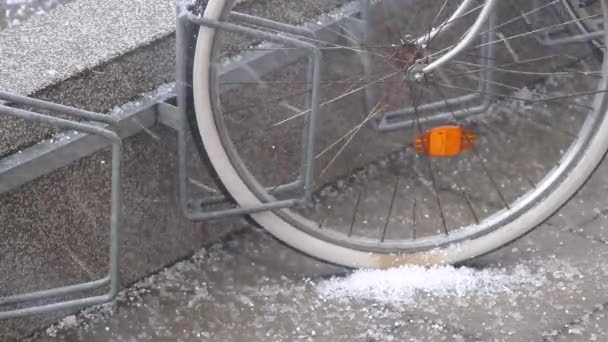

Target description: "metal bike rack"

left=0, top=93, right=123, bottom=320
left=0, top=0, right=361, bottom=320
left=533, top=0, right=605, bottom=47
left=0, top=0, right=603, bottom=321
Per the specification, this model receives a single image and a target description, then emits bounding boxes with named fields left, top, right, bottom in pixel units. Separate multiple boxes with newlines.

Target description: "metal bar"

left=378, top=100, right=491, bottom=131
left=108, top=141, right=122, bottom=298
left=157, top=101, right=182, bottom=131
left=0, top=92, right=118, bottom=126
left=0, top=277, right=109, bottom=306
left=0, top=293, right=114, bottom=321
left=216, top=2, right=360, bottom=93
left=186, top=199, right=299, bottom=221
left=382, top=93, right=479, bottom=120
left=190, top=179, right=303, bottom=207
left=0, top=100, right=157, bottom=195
left=176, top=10, right=199, bottom=220
left=0, top=101, right=123, bottom=321
left=482, top=13, right=497, bottom=96
left=187, top=15, right=320, bottom=50
left=358, top=0, right=381, bottom=129
left=0, top=105, right=118, bottom=141
left=270, top=179, right=303, bottom=194
left=192, top=195, right=230, bottom=206
left=186, top=12, right=323, bottom=208
left=541, top=29, right=604, bottom=45
left=302, top=50, right=322, bottom=203
left=229, top=11, right=314, bottom=38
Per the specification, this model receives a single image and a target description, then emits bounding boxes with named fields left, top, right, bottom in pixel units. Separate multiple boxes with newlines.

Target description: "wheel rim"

left=197, top=0, right=608, bottom=254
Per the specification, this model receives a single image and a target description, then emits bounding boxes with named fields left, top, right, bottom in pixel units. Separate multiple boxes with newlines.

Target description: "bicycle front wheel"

left=191, top=0, right=608, bottom=268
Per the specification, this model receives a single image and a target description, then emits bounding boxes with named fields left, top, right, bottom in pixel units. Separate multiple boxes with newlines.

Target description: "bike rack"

left=533, top=0, right=604, bottom=47
left=0, top=0, right=360, bottom=320
left=0, top=0, right=604, bottom=321
left=0, top=93, right=123, bottom=320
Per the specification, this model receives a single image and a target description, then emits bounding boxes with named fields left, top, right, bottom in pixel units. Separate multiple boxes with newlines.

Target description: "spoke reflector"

left=413, top=125, right=476, bottom=157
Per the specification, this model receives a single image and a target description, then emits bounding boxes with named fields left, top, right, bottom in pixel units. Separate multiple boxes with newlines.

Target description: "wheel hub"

left=389, top=41, right=431, bottom=83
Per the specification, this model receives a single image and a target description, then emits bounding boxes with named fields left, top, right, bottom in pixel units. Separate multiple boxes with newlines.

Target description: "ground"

left=6, top=1, right=608, bottom=341
left=22, top=157, right=608, bottom=341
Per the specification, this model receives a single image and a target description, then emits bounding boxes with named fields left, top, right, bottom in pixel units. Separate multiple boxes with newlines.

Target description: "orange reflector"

left=413, top=125, right=476, bottom=157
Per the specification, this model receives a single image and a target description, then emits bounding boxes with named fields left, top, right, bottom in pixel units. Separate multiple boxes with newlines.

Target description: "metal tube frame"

left=0, top=93, right=123, bottom=320
left=171, top=7, right=324, bottom=221
left=533, top=0, right=605, bottom=47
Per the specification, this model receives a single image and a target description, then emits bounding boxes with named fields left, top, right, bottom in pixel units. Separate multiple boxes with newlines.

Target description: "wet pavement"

left=6, top=1, right=608, bottom=341
left=23, top=155, right=608, bottom=341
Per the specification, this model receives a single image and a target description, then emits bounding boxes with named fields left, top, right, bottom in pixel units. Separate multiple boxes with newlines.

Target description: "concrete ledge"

left=0, top=0, right=175, bottom=158
left=0, top=0, right=175, bottom=96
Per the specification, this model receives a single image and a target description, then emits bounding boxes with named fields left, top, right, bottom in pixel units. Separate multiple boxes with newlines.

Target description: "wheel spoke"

left=410, top=83, right=449, bottom=236
left=234, top=21, right=414, bottom=67
left=198, top=0, right=608, bottom=256
left=448, top=59, right=601, bottom=77
left=424, top=0, right=452, bottom=48
left=296, top=0, right=362, bottom=45
left=319, top=100, right=387, bottom=176
left=381, top=177, right=401, bottom=242
left=431, top=84, right=512, bottom=209
left=348, top=191, right=362, bottom=237
left=273, top=70, right=401, bottom=126
left=425, top=12, right=601, bottom=62
left=445, top=54, right=600, bottom=78
left=478, top=0, right=561, bottom=36
left=431, top=81, right=601, bottom=111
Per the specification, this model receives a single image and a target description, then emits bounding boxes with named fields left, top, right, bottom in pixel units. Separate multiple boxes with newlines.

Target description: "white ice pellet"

left=317, top=264, right=546, bottom=304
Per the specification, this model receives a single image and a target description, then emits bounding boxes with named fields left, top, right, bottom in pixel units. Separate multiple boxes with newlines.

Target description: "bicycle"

left=185, top=0, right=607, bottom=268
left=0, top=0, right=606, bottom=319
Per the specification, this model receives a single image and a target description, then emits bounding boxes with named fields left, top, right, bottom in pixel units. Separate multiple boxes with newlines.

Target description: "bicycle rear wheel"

left=191, top=0, right=608, bottom=268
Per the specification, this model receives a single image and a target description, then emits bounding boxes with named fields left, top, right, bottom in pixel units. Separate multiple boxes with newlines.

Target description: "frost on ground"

left=34, top=224, right=604, bottom=342
left=317, top=264, right=546, bottom=304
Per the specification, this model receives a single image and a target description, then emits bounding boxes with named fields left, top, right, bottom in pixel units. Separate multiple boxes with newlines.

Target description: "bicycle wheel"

left=191, top=0, right=608, bottom=268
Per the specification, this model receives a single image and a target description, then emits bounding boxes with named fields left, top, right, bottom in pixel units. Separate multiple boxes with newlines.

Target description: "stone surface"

left=23, top=220, right=608, bottom=342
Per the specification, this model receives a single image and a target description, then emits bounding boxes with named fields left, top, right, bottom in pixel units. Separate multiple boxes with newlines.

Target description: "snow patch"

left=317, top=264, right=546, bottom=304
